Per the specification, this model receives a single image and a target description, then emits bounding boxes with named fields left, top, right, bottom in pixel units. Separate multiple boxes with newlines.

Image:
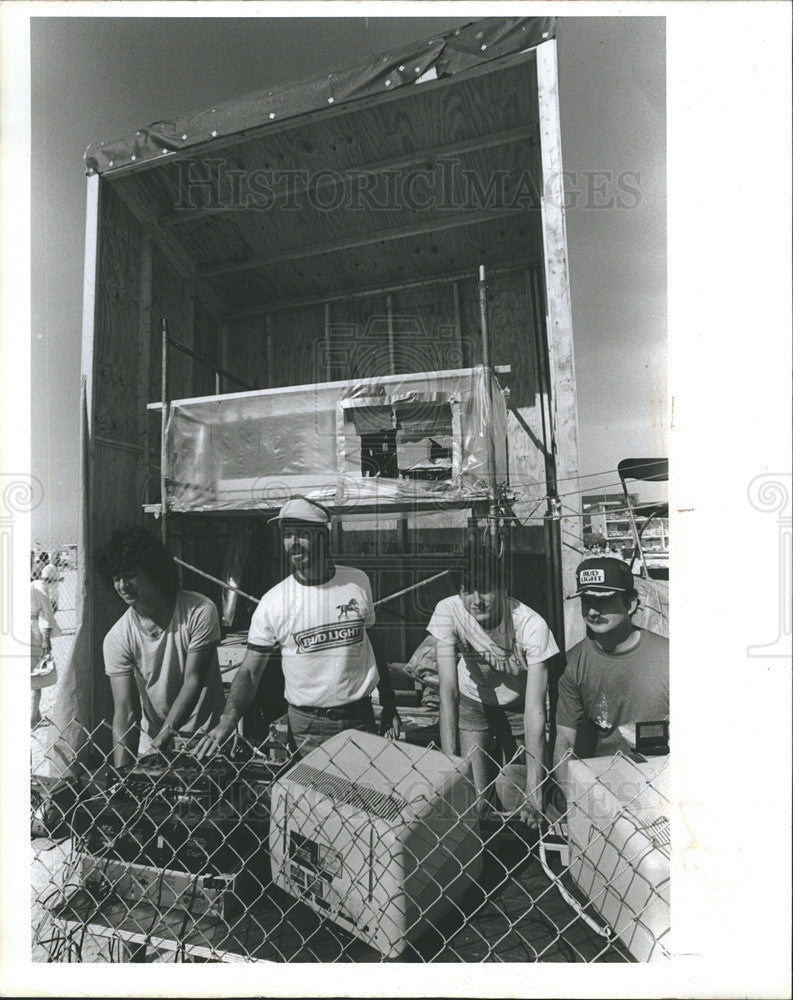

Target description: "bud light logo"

left=293, top=621, right=365, bottom=653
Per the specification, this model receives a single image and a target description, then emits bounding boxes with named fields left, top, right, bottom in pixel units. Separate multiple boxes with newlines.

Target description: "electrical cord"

left=176, top=874, right=200, bottom=959
left=510, top=475, right=666, bottom=505
left=537, top=824, right=614, bottom=941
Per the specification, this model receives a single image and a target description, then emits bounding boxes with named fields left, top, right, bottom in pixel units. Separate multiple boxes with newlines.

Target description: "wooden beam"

left=218, top=318, right=229, bottom=393
left=160, top=320, right=169, bottom=544
left=226, top=258, right=540, bottom=320
left=201, top=207, right=530, bottom=279
left=386, top=294, right=395, bottom=375
left=528, top=263, right=552, bottom=458
left=135, top=228, right=153, bottom=507
left=536, top=38, right=582, bottom=651
left=452, top=281, right=463, bottom=364
left=324, top=302, right=332, bottom=382
left=194, top=277, right=224, bottom=325
left=147, top=364, right=511, bottom=410
left=160, top=125, right=535, bottom=228
left=184, top=278, right=196, bottom=391
left=80, top=171, right=101, bottom=736
left=81, top=173, right=101, bottom=437
left=265, top=312, right=273, bottom=388
left=95, top=435, right=146, bottom=455
left=144, top=499, right=485, bottom=520
left=110, top=174, right=195, bottom=279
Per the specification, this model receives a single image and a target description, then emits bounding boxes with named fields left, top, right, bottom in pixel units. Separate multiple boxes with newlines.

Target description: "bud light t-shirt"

left=247, top=565, right=378, bottom=708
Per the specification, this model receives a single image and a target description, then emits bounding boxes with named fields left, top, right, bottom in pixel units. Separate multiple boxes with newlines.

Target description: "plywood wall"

left=223, top=315, right=269, bottom=390
left=390, top=284, right=462, bottom=374
left=327, top=297, right=387, bottom=380
left=269, top=304, right=327, bottom=388
left=193, top=300, right=221, bottom=397
left=90, top=184, right=145, bottom=734
left=94, top=184, right=142, bottom=448
left=150, top=247, right=193, bottom=403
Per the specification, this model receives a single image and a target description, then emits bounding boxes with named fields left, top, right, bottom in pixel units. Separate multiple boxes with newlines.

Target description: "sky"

left=29, top=14, right=666, bottom=545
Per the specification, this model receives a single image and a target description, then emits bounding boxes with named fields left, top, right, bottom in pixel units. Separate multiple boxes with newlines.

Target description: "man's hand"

left=515, top=788, right=546, bottom=830
left=496, top=654, right=523, bottom=676
left=379, top=704, right=402, bottom=740
left=193, top=717, right=237, bottom=761
left=149, top=728, right=174, bottom=755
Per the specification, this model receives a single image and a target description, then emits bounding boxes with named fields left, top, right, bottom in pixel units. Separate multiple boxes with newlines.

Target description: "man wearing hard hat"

left=195, top=498, right=400, bottom=759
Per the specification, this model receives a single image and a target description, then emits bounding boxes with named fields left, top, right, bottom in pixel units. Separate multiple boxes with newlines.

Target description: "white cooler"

left=566, top=754, right=670, bottom=962
left=269, top=731, right=481, bottom=957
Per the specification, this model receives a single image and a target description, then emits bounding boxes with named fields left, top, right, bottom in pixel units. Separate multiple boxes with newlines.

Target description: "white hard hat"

left=268, top=498, right=330, bottom=525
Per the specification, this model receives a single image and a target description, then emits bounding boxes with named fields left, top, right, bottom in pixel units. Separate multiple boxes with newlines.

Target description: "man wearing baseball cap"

left=551, top=556, right=668, bottom=787
left=195, top=497, right=400, bottom=760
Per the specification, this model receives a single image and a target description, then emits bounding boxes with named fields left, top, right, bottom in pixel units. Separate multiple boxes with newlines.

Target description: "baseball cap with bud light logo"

left=567, top=557, right=634, bottom=598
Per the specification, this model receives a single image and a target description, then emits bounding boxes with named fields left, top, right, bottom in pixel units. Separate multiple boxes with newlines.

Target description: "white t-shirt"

left=103, top=590, right=224, bottom=737
left=427, top=595, right=559, bottom=707
left=247, top=565, right=378, bottom=708
left=30, top=581, right=61, bottom=640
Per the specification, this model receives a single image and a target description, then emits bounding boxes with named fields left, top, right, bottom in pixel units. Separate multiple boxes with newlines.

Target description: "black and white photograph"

left=1, top=3, right=790, bottom=997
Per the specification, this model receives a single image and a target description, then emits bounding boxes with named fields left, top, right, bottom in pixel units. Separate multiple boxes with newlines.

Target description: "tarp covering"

left=159, top=366, right=508, bottom=513
left=85, top=17, right=555, bottom=175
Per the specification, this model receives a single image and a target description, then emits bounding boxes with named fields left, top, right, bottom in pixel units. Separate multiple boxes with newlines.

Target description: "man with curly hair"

left=99, top=527, right=225, bottom=767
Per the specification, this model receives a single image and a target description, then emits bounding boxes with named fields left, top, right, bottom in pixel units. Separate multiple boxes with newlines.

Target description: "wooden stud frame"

left=536, top=39, right=583, bottom=650
left=77, top=171, right=101, bottom=737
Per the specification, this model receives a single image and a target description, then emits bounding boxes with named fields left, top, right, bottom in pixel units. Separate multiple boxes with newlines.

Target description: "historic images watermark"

left=0, top=473, right=44, bottom=651
left=746, top=473, right=792, bottom=657
left=173, top=159, right=642, bottom=215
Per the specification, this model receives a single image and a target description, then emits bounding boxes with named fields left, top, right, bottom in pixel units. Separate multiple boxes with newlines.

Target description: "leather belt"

left=289, top=696, right=371, bottom=721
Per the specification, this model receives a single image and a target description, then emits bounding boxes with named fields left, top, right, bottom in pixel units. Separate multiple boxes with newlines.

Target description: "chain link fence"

left=31, top=720, right=669, bottom=964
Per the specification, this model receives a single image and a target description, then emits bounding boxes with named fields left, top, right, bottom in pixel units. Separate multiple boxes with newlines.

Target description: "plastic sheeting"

left=161, top=366, right=508, bottom=513
left=84, top=17, right=555, bottom=175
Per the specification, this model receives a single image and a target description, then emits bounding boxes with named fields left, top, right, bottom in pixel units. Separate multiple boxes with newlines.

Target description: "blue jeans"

left=287, top=698, right=376, bottom=758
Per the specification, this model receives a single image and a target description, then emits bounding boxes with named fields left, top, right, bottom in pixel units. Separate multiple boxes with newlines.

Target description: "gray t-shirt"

left=103, top=590, right=224, bottom=737
left=556, top=628, right=669, bottom=756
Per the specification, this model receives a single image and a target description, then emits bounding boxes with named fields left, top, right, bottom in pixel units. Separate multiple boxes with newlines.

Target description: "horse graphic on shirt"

left=337, top=598, right=360, bottom=620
